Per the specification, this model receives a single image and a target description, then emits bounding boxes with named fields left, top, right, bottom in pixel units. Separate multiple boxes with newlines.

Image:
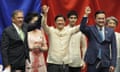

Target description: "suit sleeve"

left=1, top=30, right=10, bottom=67
left=69, top=17, right=88, bottom=35
left=111, top=31, right=117, bottom=67
left=80, top=17, right=89, bottom=36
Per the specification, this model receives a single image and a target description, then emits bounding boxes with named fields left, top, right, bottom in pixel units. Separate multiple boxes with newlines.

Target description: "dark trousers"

left=69, top=66, right=81, bottom=72
left=87, top=59, right=109, bottom=72
left=11, top=66, right=25, bottom=72
left=47, top=63, right=69, bottom=72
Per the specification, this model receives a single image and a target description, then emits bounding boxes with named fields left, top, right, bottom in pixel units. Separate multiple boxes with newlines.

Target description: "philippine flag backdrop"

left=0, top=0, right=120, bottom=72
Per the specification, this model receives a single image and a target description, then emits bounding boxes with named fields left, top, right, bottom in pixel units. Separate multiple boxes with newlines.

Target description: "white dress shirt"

left=42, top=24, right=79, bottom=64
left=96, top=26, right=105, bottom=41
left=12, top=23, right=24, bottom=41
left=115, top=32, right=120, bottom=58
left=66, top=26, right=87, bottom=67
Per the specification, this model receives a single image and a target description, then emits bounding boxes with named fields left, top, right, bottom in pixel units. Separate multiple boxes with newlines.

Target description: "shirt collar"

left=96, top=25, right=104, bottom=31
left=12, top=23, right=20, bottom=33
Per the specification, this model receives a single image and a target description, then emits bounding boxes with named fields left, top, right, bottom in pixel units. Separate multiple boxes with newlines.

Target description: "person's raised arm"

left=80, top=6, right=91, bottom=36
left=41, top=5, right=50, bottom=34
left=84, top=6, right=91, bottom=17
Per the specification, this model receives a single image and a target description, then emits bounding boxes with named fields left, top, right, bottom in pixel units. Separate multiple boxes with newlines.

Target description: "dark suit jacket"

left=80, top=17, right=117, bottom=67
left=1, top=22, right=40, bottom=68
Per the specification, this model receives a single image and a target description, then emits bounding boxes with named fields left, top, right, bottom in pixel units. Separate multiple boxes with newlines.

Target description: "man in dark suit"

left=1, top=10, right=41, bottom=72
left=80, top=7, right=117, bottom=72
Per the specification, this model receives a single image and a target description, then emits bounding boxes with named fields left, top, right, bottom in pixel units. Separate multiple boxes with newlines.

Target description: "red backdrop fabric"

left=42, top=0, right=120, bottom=32
left=42, top=0, right=120, bottom=72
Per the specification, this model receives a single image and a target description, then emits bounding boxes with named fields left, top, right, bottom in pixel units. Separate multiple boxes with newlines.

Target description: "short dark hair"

left=54, top=14, right=66, bottom=21
left=24, top=12, right=39, bottom=23
left=12, top=10, right=23, bottom=18
left=94, top=10, right=105, bottom=18
left=67, top=10, right=78, bottom=18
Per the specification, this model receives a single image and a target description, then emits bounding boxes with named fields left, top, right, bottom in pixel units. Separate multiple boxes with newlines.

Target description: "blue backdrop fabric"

left=0, top=0, right=41, bottom=65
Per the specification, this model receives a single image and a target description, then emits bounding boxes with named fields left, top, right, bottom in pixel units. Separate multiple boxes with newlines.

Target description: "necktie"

left=99, top=29, right=103, bottom=41
left=19, top=29, right=24, bottom=41
left=97, top=28, right=103, bottom=59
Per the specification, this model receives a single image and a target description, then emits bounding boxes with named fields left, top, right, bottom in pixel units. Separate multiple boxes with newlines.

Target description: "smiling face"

left=107, top=19, right=117, bottom=30
left=12, top=10, right=24, bottom=28
left=55, top=17, right=65, bottom=30
left=95, top=13, right=106, bottom=27
left=106, top=16, right=118, bottom=30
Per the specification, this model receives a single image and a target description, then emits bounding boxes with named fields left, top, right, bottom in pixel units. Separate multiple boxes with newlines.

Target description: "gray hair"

left=106, top=16, right=118, bottom=26
left=12, top=10, right=23, bottom=18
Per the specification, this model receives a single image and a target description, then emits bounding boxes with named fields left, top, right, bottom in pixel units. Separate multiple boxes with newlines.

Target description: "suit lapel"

left=11, top=25, right=21, bottom=40
left=22, top=24, right=27, bottom=41
left=104, top=27, right=109, bottom=41
left=91, top=25, right=102, bottom=43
